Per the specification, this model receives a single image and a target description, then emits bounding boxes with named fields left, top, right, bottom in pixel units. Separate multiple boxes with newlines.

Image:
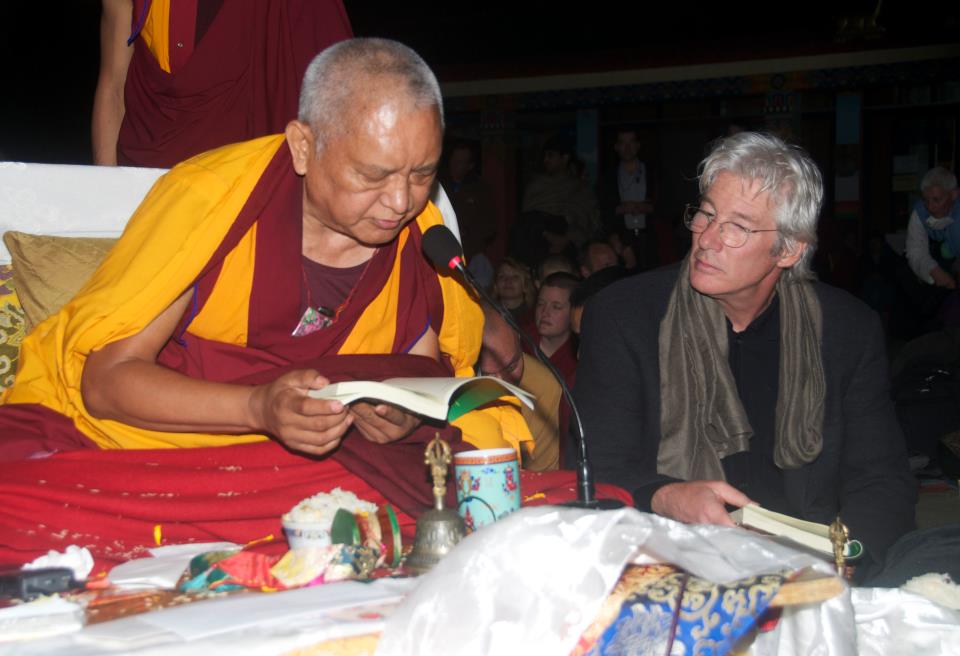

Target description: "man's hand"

left=248, top=369, right=353, bottom=456
left=350, top=402, right=422, bottom=444
left=650, top=480, right=753, bottom=526
left=930, top=266, right=957, bottom=289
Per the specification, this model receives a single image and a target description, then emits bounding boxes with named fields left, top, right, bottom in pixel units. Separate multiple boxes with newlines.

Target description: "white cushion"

left=0, top=162, right=166, bottom=264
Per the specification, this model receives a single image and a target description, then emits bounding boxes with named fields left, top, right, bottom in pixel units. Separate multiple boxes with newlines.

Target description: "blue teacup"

left=454, top=448, right=521, bottom=532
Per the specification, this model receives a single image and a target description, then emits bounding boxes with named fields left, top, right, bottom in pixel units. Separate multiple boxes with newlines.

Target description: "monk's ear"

left=776, top=240, right=807, bottom=270
left=285, top=120, right=315, bottom=175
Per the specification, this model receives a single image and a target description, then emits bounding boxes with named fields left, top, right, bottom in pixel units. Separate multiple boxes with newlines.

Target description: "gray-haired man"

left=576, top=132, right=916, bottom=573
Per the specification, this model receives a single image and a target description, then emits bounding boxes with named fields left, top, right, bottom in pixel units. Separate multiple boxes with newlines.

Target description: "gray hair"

left=921, top=166, right=957, bottom=192
left=699, top=132, right=823, bottom=282
left=298, top=38, right=444, bottom=152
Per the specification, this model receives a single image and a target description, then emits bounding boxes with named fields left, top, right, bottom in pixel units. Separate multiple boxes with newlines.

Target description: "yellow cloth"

left=139, top=0, right=172, bottom=73
left=517, top=354, right=561, bottom=471
left=3, top=135, right=529, bottom=454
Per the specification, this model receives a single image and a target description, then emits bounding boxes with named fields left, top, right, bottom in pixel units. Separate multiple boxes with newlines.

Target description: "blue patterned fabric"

left=588, top=570, right=786, bottom=655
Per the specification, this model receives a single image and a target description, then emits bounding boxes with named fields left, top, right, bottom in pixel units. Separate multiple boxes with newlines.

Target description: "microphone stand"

left=453, top=263, right=622, bottom=510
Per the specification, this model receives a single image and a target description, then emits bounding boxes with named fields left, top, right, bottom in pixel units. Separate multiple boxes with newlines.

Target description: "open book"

left=307, top=376, right=535, bottom=422
left=730, top=504, right=863, bottom=560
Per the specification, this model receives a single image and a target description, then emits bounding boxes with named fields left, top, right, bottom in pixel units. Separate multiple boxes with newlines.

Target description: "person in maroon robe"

left=92, top=0, right=352, bottom=167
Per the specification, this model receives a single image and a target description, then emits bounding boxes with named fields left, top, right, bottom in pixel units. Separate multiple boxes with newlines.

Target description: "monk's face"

left=289, top=96, right=442, bottom=248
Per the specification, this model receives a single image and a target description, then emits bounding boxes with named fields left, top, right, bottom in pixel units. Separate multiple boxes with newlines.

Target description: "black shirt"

left=723, top=294, right=790, bottom=513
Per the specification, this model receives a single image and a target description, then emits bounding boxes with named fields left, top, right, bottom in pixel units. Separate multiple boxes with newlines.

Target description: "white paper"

left=108, top=542, right=240, bottom=590
left=138, top=577, right=416, bottom=641
left=0, top=596, right=85, bottom=643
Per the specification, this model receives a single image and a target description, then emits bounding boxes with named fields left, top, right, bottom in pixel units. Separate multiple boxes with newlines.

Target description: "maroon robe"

left=118, top=0, right=352, bottom=167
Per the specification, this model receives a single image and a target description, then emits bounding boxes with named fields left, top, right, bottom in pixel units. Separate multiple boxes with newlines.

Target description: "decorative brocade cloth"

left=578, top=564, right=787, bottom=656
left=657, top=258, right=826, bottom=481
left=0, top=265, right=25, bottom=391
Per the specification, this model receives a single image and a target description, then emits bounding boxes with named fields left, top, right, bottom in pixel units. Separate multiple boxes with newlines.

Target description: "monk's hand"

left=650, top=480, right=752, bottom=526
left=349, top=402, right=422, bottom=444
left=248, top=369, right=352, bottom=456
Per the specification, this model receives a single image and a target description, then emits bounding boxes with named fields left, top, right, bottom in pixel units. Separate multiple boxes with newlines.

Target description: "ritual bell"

left=405, top=435, right=466, bottom=573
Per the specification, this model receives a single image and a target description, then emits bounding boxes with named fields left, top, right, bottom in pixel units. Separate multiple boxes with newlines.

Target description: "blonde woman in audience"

left=493, top=258, right=537, bottom=325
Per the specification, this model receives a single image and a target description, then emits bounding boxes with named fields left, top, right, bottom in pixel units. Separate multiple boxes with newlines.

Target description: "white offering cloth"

left=378, top=506, right=846, bottom=656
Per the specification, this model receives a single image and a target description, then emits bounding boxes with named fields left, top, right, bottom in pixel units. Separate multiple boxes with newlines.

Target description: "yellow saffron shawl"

left=4, top=135, right=530, bottom=453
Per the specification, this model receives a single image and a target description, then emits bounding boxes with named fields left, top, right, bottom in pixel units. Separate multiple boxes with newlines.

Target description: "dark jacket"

left=574, top=263, right=917, bottom=566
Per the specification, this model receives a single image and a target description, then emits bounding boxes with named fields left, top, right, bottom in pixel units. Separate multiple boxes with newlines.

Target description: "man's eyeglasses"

left=682, top=204, right=778, bottom=249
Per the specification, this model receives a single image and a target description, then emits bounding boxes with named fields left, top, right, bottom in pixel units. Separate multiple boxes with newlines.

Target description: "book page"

left=306, top=377, right=535, bottom=422
left=730, top=505, right=862, bottom=559
left=308, top=381, right=449, bottom=419
left=382, top=376, right=534, bottom=410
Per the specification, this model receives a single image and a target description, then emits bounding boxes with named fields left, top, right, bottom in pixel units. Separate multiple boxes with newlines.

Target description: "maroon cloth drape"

left=0, top=419, right=632, bottom=575
left=118, top=0, right=352, bottom=167
left=0, top=354, right=462, bottom=573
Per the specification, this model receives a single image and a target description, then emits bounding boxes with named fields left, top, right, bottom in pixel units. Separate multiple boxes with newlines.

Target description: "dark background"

left=0, top=1, right=954, bottom=164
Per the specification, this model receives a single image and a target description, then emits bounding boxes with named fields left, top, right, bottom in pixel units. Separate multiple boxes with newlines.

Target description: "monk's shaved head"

left=299, top=38, right=444, bottom=153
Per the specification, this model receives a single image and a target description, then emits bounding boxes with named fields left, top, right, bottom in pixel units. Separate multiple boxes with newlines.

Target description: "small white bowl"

left=282, top=519, right=332, bottom=550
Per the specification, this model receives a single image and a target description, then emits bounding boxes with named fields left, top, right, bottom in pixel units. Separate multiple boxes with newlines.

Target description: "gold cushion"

left=3, top=232, right=117, bottom=333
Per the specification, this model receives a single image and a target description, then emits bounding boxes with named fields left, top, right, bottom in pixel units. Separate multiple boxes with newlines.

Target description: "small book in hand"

left=307, top=376, right=535, bottom=422
left=730, top=504, right=863, bottom=560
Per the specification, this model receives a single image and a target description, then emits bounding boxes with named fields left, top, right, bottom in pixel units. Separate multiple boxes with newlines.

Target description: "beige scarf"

left=657, top=258, right=825, bottom=481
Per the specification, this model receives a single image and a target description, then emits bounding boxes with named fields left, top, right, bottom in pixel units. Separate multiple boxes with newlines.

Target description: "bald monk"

left=0, top=40, right=530, bottom=567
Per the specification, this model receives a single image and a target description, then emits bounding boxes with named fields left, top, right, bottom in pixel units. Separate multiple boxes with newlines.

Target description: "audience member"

left=492, top=258, right=537, bottom=324
left=541, top=213, right=580, bottom=266
left=538, top=254, right=577, bottom=286
left=522, top=135, right=598, bottom=246
left=527, top=272, right=579, bottom=385
left=579, top=240, right=619, bottom=278
left=529, top=271, right=580, bottom=460
left=439, top=140, right=495, bottom=262
left=507, top=211, right=564, bottom=271
left=905, top=166, right=960, bottom=289
left=570, top=266, right=626, bottom=336
left=606, top=227, right=639, bottom=271
left=92, top=0, right=351, bottom=167
left=599, top=128, right=655, bottom=266
left=477, top=304, right=561, bottom=471
left=576, top=132, right=915, bottom=576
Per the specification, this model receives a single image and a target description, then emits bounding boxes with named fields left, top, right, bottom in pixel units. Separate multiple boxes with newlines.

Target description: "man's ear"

left=776, top=240, right=807, bottom=270
left=285, top=120, right=315, bottom=176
